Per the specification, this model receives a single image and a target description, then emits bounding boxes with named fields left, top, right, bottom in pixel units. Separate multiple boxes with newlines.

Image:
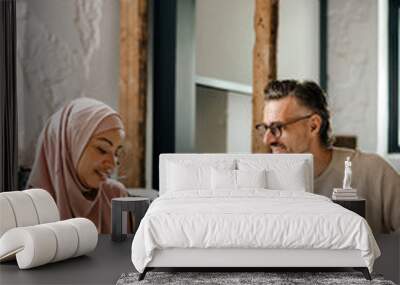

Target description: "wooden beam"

left=252, top=0, right=278, bottom=153
left=119, top=0, right=148, bottom=187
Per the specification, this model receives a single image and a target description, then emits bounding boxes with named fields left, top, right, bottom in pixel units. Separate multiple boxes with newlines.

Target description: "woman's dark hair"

left=264, top=80, right=333, bottom=148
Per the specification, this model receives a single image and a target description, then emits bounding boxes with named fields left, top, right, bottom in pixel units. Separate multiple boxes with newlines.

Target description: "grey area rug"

left=116, top=272, right=396, bottom=285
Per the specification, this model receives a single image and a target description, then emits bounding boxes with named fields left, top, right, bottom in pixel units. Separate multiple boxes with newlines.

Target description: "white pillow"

left=267, top=162, right=307, bottom=191
left=166, top=160, right=235, bottom=191
left=236, top=169, right=267, bottom=188
left=211, top=168, right=236, bottom=189
left=211, top=169, right=267, bottom=190
left=238, top=159, right=308, bottom=191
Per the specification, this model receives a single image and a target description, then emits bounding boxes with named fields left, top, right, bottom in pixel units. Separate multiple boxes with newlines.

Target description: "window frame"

left=389, top=0, right=400, bottom=153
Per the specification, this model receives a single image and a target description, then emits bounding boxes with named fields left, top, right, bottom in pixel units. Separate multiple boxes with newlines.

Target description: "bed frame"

left=138, top=154, right=372, bottom=281
left=139, top=248, right=370, bottom=280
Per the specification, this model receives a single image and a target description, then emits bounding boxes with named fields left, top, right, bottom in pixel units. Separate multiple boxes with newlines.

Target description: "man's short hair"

left=264, top=80, right=333, bottom=148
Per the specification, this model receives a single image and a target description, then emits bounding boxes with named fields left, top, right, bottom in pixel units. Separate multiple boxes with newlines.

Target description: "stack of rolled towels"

left=332, top=188, right=359, bottom=200
left=0, top=189, right=98, bottom=269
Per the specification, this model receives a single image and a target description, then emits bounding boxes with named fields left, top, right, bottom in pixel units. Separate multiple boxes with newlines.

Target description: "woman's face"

left=77, top=129, right=125, bottom=189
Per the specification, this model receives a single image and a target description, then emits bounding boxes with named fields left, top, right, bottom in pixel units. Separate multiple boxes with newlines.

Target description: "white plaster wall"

left=226, top=93, right=252, bottom=153
left=195, top=0, right=254, bottom=85
left=16, top=0, right=119, bottom=167
left=195, top=86, right=227, bottom=153
left=328, top=0, right=378, bottom=152
left=196, top=0, right=319, bottom=85
left=277, top=0, right=320, bottom=82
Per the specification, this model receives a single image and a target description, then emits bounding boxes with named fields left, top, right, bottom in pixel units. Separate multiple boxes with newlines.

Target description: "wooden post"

left=119, top=0, right=148, bottom=187
left=252, top=0, right=278, bottom=153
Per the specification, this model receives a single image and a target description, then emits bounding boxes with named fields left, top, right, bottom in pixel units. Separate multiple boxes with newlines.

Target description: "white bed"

left=131, top=154, right=380, bottom=280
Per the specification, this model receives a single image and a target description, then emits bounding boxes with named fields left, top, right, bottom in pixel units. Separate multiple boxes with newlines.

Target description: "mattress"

left=131, top=190, right=380, bottom=273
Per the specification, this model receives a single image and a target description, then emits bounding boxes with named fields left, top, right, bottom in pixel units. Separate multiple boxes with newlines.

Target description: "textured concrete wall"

left=17, top=0, right=119, bottom=167
left=195, top=0, right=319, bottom=153
left=328, top=0, right=378, bottom=152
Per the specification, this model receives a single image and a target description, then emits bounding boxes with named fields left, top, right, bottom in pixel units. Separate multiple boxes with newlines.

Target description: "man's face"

left=262, top=96, right=314, bottom=154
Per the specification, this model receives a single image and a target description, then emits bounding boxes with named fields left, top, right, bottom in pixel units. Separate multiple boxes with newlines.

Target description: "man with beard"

left=256, top=80, right=400, bottom=234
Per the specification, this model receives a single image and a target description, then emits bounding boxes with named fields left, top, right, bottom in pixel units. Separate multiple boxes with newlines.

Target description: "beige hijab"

left=27, top=98, right=126, bottom=233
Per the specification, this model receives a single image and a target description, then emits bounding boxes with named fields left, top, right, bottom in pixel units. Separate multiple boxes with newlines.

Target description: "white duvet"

left=131, top=190, right=380, bottom=273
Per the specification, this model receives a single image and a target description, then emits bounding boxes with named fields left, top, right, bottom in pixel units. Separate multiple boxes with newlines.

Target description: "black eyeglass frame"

left=255, top=113, right=316, bottom=139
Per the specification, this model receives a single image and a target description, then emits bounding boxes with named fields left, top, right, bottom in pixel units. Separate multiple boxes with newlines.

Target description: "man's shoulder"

left=332, top=147, right=356, bottom=158
left=333, top=147, right=397, bottom=173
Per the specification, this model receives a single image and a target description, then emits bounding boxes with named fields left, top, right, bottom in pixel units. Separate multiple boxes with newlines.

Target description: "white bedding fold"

left=131, top=190, right=380, bottom=273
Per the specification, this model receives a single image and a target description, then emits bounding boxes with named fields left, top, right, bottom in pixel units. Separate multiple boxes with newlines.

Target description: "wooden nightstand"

left=332, top=198, right=366, bottom=218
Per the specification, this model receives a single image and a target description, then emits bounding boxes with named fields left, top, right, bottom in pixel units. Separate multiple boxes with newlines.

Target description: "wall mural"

left=16, top=0, right=109, bottom=167
left=15, top=0, right=138, bottom=234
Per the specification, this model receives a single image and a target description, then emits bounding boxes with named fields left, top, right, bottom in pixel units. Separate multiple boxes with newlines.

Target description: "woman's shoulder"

left=100, top=179, right=128, bottom=198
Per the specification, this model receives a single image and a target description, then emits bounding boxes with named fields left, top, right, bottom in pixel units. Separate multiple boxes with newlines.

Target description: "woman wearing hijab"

left=27, top=97, right=127, bottom=233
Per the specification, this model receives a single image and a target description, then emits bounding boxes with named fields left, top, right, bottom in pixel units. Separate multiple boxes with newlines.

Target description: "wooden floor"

left=0, top=234, right=398, bottom=284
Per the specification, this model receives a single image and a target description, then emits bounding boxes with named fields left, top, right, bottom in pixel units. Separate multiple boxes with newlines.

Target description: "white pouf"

left=0, top=189, right=98, bottom=269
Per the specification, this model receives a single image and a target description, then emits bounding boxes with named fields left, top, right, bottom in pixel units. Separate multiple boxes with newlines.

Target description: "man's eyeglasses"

left=255, top=113, right=315, bottom=139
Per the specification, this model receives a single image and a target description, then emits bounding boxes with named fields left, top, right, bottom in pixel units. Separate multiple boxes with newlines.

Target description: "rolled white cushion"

left=0, top=218, right=97, bottom=269
left=42, top=221, right=79, bottom=262
left=66, top=218, right=98, bottom=257
left=24, top=189, right=60, bottom=223
left=0, top=189, right=60, bottom=239
left=0, top=191, right=39, bottom=227
left=0, top=226, right=57, bottom=269
left=0, top=196, right=17, bottom=237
